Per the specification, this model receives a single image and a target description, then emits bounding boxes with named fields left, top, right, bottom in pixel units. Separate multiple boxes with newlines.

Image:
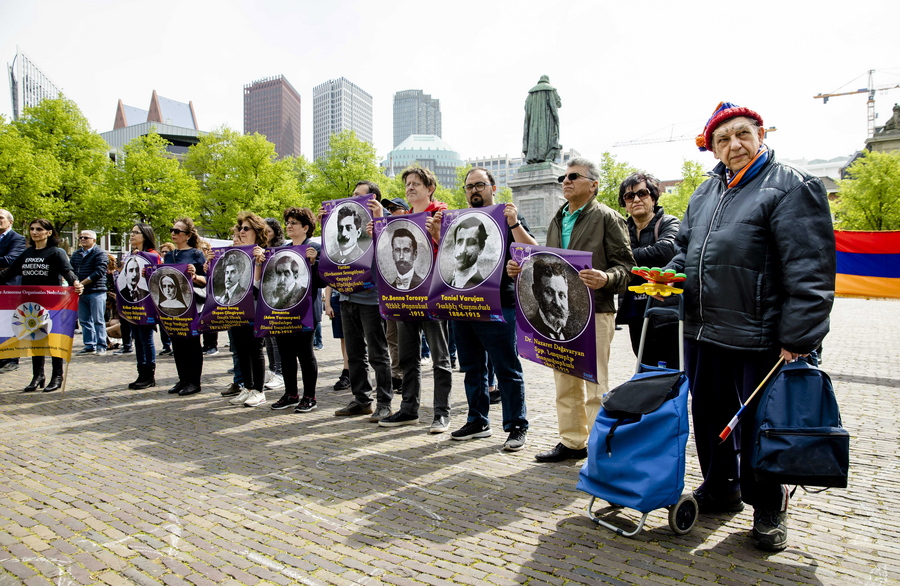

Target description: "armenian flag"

left=834, top=231, right=900, bottom=299
left=0, top=286, right=79, bottom=361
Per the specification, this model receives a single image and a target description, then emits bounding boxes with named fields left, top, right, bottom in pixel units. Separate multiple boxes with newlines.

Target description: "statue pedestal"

left=509, top=162, right=566, bottom=245
left=866, top=130, right=900, bottom=154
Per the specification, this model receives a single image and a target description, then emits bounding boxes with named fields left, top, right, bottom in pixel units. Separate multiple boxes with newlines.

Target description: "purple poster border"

left=115, top=251, right=159, bottom=326
left=373, top=212, right=434, bottom=321
left=146, top=264, right=201, bottom=337
left=319, top=194, right=376, bottom=294
left=199, top=245, right=257, bottom=332
left=512, top=244, right=598, bottom=383
left=254, top=245, right=314, bottom=337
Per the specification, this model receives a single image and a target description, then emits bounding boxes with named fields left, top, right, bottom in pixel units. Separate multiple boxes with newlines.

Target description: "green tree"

left=597, top=152, right=637, bottom=212
left=9, top=97, right=110, bottom=235
left=834, top=150, right=900, bottom=230
left=184, top=127, right=302, bottom=238
left=0, top=116, right=61, bottom=226
left=304, top=130, right=386, bottom=213
left=658, top=159, right=708, bottom=220
left=104, top=131, right=202, bottom=238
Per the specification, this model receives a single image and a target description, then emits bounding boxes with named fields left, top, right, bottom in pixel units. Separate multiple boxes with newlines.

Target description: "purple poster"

left=254, top=245, right=314, bottom=337
left=115, top=251, right=159, bottom=325
left=319, top=194, right=376, bottom=294
left=199, top=245, right=257, bottom=331
left=511, top=244, right=597, bottom=383
left=373, top=212, right=435, bottom=321
left=427, top=204, right=507, bottom=322
left=145, top=264, right=201, bottom=337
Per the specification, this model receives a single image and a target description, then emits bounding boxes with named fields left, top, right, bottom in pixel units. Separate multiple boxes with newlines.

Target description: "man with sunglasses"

left=665, top=102, right=835, bottom=551
left=447, top=167, right=536, bottom=451
left=71, top=229, right=110, bottom=355
left=508, top=157, right=634, bottom=463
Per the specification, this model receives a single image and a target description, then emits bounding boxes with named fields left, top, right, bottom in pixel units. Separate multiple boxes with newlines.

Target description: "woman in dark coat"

left=0, top=219, right=84, bottom=392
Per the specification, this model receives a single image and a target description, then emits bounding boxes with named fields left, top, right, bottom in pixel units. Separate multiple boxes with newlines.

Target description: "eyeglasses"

left=170, top=228, right=187, bottom=235
left=285, top=221, right=301, bottom=228
left=623, top=189, right=652, bottom=202
left=557, top=172, right=592, bottom=183
left=464, top=182, right=490, bottom=192
left=78, top=236, right=93, bottom=240
left=130, top=230, right=142, bottom=235
left=235, top=226, right=253, bottom=233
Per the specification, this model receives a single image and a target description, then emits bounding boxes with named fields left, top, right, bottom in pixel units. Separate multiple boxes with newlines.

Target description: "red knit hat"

left=696, top=101, right=764, bottom=152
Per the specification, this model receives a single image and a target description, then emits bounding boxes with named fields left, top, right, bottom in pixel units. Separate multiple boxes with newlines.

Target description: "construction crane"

left=614, top=125, right=776, bottom=147
left=814, top=69, right=900, bottom=138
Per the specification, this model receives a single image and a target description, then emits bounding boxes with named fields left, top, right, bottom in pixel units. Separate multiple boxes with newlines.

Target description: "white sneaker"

left=229, top=388, right=251, bottom=405
left=264, top=370, right=275, bottom=384
left=243, top=390, right=267, bottom=407
left=264, top=373, right=284, bottom=390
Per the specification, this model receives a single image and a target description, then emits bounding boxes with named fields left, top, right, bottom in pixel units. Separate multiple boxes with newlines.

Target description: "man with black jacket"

left=669, top=102, right=835, bottom=551
left=0, top=209, right=26, bottom=372
left=71, top=230, right=109, bottom=355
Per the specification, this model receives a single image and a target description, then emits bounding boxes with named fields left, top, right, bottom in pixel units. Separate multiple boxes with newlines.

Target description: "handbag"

left=751, top=360, right=850, bottom=488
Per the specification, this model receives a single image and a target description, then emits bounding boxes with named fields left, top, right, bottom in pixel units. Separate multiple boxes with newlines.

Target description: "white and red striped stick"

left=718, top=357, right=785, bottom=442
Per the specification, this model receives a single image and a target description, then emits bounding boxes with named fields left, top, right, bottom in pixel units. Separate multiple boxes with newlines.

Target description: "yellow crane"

left=814, top=69, right=900, bottom=138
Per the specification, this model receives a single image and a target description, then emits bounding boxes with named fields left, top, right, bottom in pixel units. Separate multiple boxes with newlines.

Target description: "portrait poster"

left=115, top=251, right=159, bottom=325
left=254, top=245, right=314, bottom=337
left=198, top=245, right=256, bottom=331
left=0, top=286, right=78, bottom=362
left=373, top=212, right=434, bottom=321
left=318, top=194, right=376, bottom=294
left=146, top=264, right=200, bottom=337
left=427, top=204, right=507, bottom=322
left=512, top=244, right=597, bottom=383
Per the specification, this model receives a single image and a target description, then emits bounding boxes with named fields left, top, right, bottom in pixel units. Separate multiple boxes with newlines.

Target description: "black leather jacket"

left=669, top=151, right=835, bottom=353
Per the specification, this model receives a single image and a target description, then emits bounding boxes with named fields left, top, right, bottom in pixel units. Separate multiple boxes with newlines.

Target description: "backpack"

left=751, top=360, right=849, bottom=488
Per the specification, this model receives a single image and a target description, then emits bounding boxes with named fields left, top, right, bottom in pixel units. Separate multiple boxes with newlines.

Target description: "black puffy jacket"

left=669, top=151, right=835, bottom=353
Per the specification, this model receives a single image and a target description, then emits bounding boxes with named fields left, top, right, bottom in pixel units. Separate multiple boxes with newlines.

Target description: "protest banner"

left=146, top=265, right=201, bottom=337
left=115, top=251, right=159, bottom=325
left=0, top=286, right=78, bottom=361
left=199, top=245, right=256, bottom=331
left=319, top=194, right=376, bottom=294
left=254, top=245, right=314, bottom=336
left=373, top=212, right=434, bottom=321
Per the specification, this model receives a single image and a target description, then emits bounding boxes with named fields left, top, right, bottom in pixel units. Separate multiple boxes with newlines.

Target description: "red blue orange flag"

left=0, top=286, right=79, bottom=362
left=835, top=231, right=900, bottom=299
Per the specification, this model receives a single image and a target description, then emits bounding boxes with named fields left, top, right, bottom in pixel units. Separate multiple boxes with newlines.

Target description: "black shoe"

left=168, top=381, right=186, bottom=394
left=23, top=374, right=45, bottom=393
left=534, top=443, right=587, bottom=463
left=178, top=383, right=201, bottom=396
left=333, top=369, right=351, bottom=391
left=294, top=396, right=318, bottom=413
left=692, top=488, right=744, bottom=514
left=503, top=427, right=527, bottom=451
left=334, top=400, right=373, bottom=416
left=489, top=389, right=501, bottom=404
left=113, top=346, right=134, bottom=355
left=752, top=508, right=788, bottom=551
left=271, top=394, right=301, bottom=410
left=158, top=347, right=172, bottom=356
left=450, top=421, right=492, bottom=440
left=43, top=373, right=64, bottom=392
left=378, top=411, right=419, bottom=427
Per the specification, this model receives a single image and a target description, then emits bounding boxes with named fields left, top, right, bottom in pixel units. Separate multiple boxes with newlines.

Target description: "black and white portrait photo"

left=376, top=221, right=432, bottom=291
left=438, top=213, right=502, bottom=290
left=518, top=253, right=590, bottom=342
left=262, top=250, right=309, bottom=309
left=150, top=268, right=193, bottom=317
left=213, top=249, right=251, bottom=306
left=117, top=255, right=150, bottom=302
left=325, top=202, right=372, bottom=265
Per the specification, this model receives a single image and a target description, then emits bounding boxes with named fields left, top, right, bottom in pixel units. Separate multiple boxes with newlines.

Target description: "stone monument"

left=510, top=75, right=566, bottom=245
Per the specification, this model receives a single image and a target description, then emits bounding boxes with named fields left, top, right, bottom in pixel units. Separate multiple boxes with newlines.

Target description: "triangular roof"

left=113, top=90, right=198, bottom=130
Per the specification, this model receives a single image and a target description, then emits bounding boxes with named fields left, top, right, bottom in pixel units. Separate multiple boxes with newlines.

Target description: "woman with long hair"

left=226, top=211, right=268, bottom=407
left=163, top=217, right=207, bottom=396
left=123, top=223, right=162, bottom=390
left=0, top=219, right=84, bottom=392
left=268, top=207, right=323, bottom=413
left=156, top=242, right=175, bottom=355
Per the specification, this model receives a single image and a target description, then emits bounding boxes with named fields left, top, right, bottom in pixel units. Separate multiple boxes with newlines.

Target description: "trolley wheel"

left=668, top=493, right=698, bottom=535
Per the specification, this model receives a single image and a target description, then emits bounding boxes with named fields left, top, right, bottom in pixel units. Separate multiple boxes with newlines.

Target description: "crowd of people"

left=0, top=102, right=836, bottom=552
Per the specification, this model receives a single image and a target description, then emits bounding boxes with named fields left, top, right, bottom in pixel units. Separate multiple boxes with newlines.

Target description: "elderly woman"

left=163, top=218, right=207, bottom=396
left=0, top=218, right=84, bottom=392
left=616, top=172, right=682, bottom=369
left=225, top=212, right=268, bottom=408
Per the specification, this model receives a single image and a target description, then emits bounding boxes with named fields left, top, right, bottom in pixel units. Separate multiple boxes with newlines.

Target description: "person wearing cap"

left=507, top=157, right=634, bottom=463
left=667, top=102, right=835, bottom=551
left=382, top=198, right=410, bottom=215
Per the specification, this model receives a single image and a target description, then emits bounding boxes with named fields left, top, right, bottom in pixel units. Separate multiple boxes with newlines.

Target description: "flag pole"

left=718, top=357, right=785, bottom=442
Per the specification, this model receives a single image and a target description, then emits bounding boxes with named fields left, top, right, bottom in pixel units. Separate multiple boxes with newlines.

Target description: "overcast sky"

left=3, top=0, right=900, bottom=180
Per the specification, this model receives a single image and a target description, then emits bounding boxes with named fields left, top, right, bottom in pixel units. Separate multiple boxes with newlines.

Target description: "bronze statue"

left=882, top=103, right=900, bottom=133
left=523, top=75, right=562, bottom=164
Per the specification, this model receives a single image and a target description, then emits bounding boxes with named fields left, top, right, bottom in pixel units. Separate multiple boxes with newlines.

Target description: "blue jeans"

left=133, top=324, right=155, bottom=366
left=454, top=306, right=527, bottom=431
left=78, top=292, right=107, bottom=350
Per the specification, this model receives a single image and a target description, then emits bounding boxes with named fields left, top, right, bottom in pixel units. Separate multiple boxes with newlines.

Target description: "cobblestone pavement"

left=0, top=297, right=898, bottom=585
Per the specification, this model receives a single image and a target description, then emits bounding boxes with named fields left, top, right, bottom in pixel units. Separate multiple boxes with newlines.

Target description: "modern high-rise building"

left=312, top=77, right=373, bottom=160
left=7, top=49, right=62, bottom=120
left=243, top=75, right=302, bottom=159
left=393, top=89, right=441, bottom=148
